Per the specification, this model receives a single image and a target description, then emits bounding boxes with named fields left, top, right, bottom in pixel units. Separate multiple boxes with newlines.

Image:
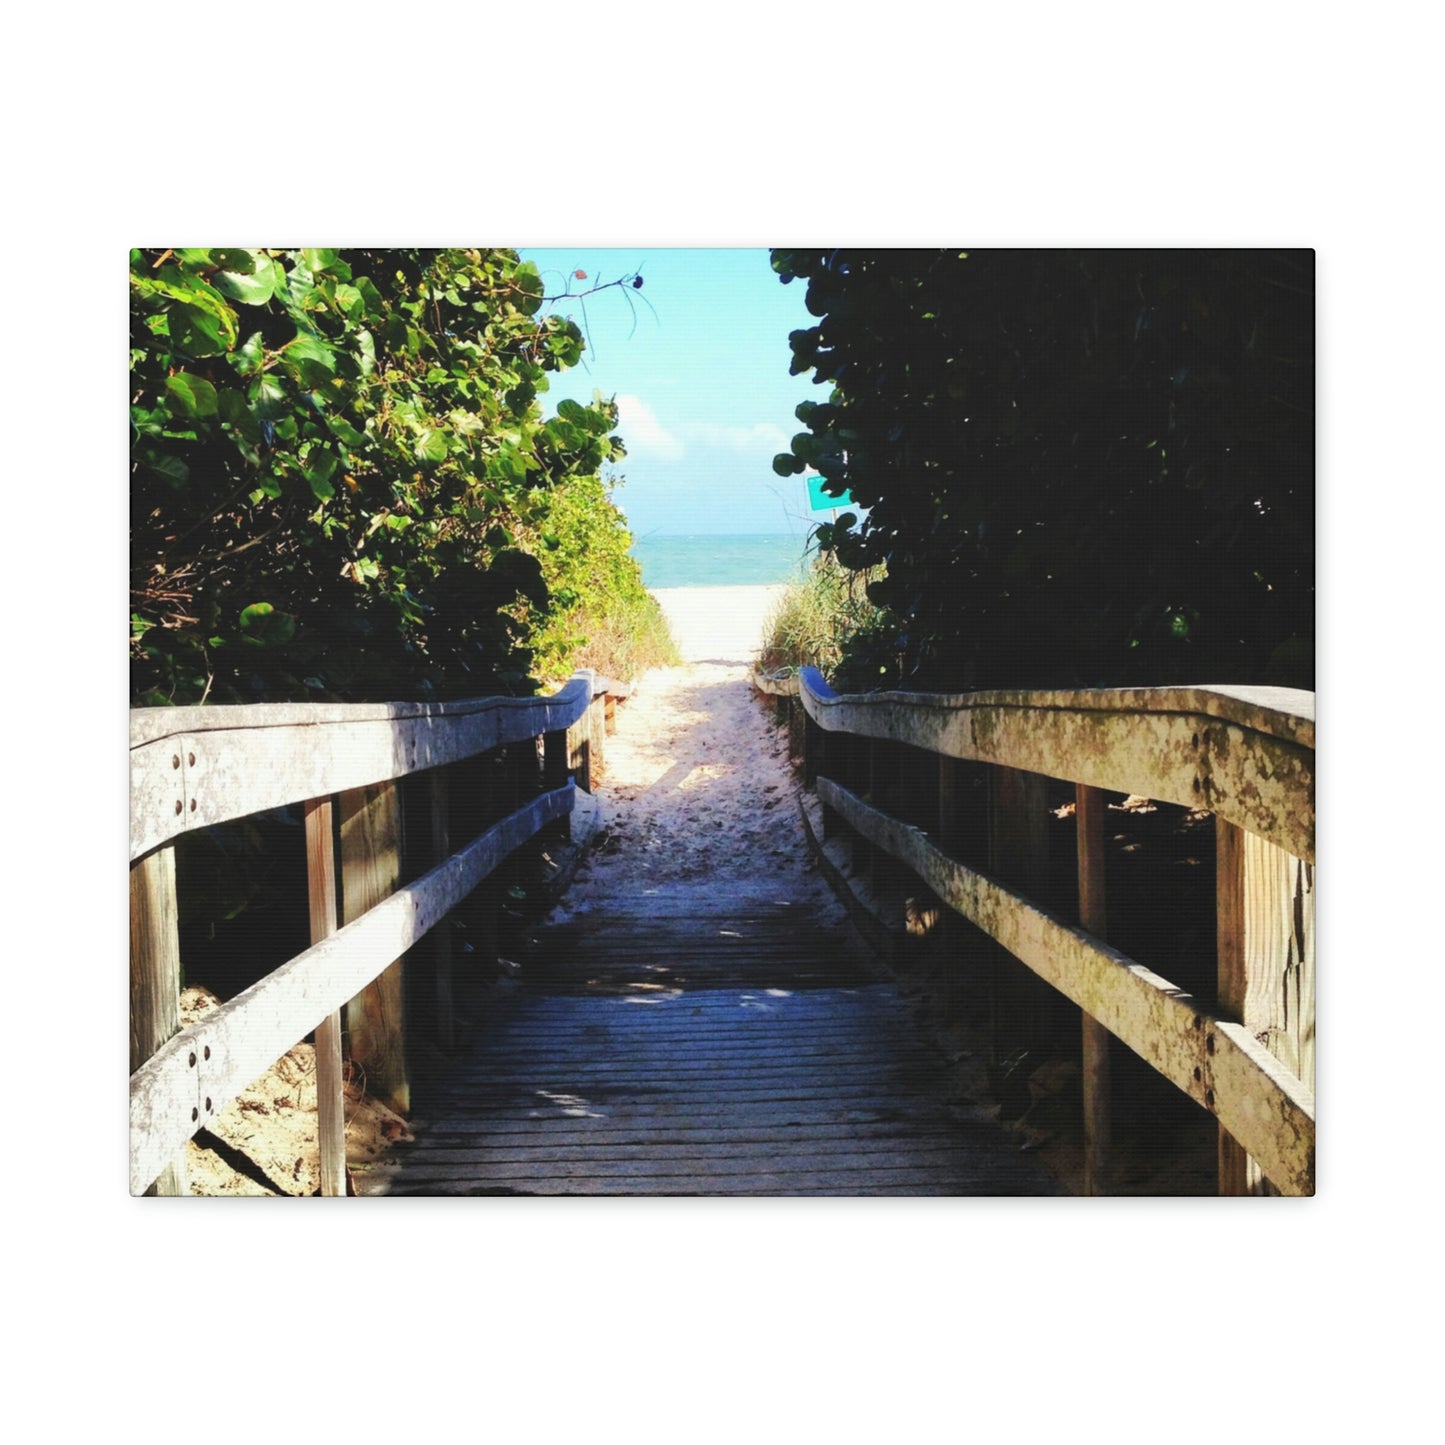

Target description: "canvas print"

left=129, top=248, right=1314, bottom=1196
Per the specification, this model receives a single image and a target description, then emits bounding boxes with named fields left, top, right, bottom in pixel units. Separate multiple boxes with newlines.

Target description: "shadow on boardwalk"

left=355, top=661, right=1061, bottom=1196
left=358, top=898, right=1062, bottom=1196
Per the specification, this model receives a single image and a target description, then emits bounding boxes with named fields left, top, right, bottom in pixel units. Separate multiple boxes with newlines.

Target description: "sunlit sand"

left=649, top=583, right=789, bottom=665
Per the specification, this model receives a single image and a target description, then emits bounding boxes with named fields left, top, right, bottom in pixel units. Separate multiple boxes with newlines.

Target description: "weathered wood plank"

left=1216, top=819, right=1254, bottom=1194
left=130, top=674, right=594, bottom=859
left=129, top=784, right=574, bottom=1195
left=304, top=796, right=346, bottom=1198
left=1076, top=783, right=1113, bottom=1195
left=1218, top=822, right=1316, bottom=1194
left=817, top=775, right=1315, bottom=1194
left=989, top=766, right=1051, bottom=1060
left=340, top=781, right=409, bottom=1115
left=798, top=669, right=1314, bottom=862
left=130, top=674, right=595, bottom=745
left=129, top=846, right=187, bottom=1196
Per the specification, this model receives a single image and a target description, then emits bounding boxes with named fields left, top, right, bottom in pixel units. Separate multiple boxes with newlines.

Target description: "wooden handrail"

left=795, top=667, right=1313, bottom=862
left=757, top=664, right=1316, bottom=1196
left=129, top=670, right=607, bottom=1195
left=129, top=785, right=573, bottom=1195
left=131, top=673, right=595, bottom=862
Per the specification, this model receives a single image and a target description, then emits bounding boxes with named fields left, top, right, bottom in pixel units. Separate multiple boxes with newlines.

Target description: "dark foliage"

left=772, top=249, right=1314, bottom=691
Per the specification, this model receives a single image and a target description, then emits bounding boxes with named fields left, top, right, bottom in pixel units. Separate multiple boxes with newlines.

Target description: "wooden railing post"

left=1076, top=784, right=1113, bottom=1195
left=1217, top=819, right=1316, bottom=1195
left=568, top=717, right=591, bottom=794
left=588, top=694, right=606, bottom=782
left=339, top=780, right=410, bottom=1116
left=130, top=845, right=187, bottom=1196
left=304, top=797, right=347, bottom=1196
left=543, top=727, right=571, bottom=842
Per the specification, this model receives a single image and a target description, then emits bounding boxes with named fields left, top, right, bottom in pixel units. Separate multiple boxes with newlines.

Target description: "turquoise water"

left=630, top=533, right=812, bottom=589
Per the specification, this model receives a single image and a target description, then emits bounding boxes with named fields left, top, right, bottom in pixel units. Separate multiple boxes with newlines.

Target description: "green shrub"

left=758, top=550, right=900, bottom=687
left=518, top=469, right=681, bottom=682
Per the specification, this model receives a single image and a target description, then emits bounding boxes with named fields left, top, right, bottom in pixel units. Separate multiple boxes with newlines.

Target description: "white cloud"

left=682, top=421, right=792, bottom=454
left=616, top=394, right=685, bottom=461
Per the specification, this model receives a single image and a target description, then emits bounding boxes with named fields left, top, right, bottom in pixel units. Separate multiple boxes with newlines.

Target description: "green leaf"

left=249, top=374, right=289, bottom=419
left=165, top=372, right=219, bottom=418
left=230, top=331, right=266, bottom=376
left=302, top=249, right=350, bottom=281
left=239, top=602, right=296, bottom=645
left=213, top=254, right=284, bottom=306
left=140, top=450, right=189, bottom=486
left=208, top=248, right=255, bottom=274
left=280, top=333, right=337, bottom=385
left=326, top=415, right=368, bottom=448
left=354, top=278, right=384, bottom=319
left=170, top=299, right=234, bottom=357
left=510, top=261, right=545, bottom=316
left=334, top=283, right=364, bottom=318
left=303, top=448, right=338, bottom=500
left=416, top=429, right=449, bottom=463
left=217, top=389, right=262, bottom=441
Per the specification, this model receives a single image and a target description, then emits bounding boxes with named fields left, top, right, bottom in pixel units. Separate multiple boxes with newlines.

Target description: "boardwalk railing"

left=755, top=666, right=1315, bottom=1196
left=129, top=670, right=620, bottom=1196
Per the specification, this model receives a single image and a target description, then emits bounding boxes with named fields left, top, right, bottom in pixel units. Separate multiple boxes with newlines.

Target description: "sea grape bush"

left=771, top=249, right=1314, bottom=692
left=130, top=247, right=636, bottom=705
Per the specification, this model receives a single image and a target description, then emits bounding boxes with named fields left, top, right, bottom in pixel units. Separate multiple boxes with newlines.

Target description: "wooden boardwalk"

left=356, top=901, right=1060, bottom=1196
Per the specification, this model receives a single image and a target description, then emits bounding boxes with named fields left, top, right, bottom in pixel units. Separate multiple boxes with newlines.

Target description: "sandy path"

left=555, top=631, right=847, bottom=924
left=649, top=584, right=790, bottom=665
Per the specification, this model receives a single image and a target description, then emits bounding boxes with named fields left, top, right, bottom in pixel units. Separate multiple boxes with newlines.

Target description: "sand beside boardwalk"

left=650, top=584, right=789, bottom=665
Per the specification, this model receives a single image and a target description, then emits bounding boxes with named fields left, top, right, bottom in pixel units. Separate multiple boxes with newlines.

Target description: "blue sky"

left=520, top=248, right=826, bottom=540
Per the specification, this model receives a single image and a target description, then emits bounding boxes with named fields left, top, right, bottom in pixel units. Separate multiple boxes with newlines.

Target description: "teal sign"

left=807, top=475, right=854, bottom=512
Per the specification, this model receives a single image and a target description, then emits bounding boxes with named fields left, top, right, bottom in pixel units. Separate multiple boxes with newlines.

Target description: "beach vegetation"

left=130, top=246, right=655, bottom=706
left=758, top=550, right=903, bottom=689
left=771, top=249, right=1314, bottom=692
left=518, top=470, right=682, bottom=681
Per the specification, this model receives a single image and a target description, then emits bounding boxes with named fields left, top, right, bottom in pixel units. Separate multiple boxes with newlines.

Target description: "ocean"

left=630, top=533, right=813, bottom=590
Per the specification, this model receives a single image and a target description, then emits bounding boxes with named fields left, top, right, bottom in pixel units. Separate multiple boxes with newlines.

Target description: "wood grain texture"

left=129, top=846, right=186, bottom=1196
left=797, top=668, right=1314, bottom=862
left=340, top=781, right=409, bottom=1115
left=304, top=796, right=346, bottom=1197
left=130, top=673, right=595, bottom=859
left=356, top=904, right=1060, bottom=1197
left=817, top=776, right=1314, bottom=1194
left=1217, top=821, right=1316, bottom=1195
left=1076, top=784, right=1113, bottom=1196
left=129, top=784, right=574, bottom=1195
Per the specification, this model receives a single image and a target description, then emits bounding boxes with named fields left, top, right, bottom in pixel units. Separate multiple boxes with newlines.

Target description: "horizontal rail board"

left=799, top=669, right=1314, bottom=861
left=130, top=674, right=594, bottom=860
left=129, top=783, right=574, bottom=1195
left=817, top=776, right=1315, bottom=1194
left=752, top=668, right=800, bottom=697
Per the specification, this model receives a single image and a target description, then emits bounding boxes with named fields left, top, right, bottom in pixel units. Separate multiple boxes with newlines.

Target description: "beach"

left=650, top=584, right=789, bottom=665
left=555, top=580, right=841, bottom=920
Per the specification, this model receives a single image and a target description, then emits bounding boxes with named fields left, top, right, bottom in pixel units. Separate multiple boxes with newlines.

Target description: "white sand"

left=554, top=584, right=846, bottom=921
left=650, top=584, right=789, bottom=665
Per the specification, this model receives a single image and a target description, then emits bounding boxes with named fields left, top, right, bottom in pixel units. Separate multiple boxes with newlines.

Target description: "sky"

left=519, top=247, right=826, bottom=541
